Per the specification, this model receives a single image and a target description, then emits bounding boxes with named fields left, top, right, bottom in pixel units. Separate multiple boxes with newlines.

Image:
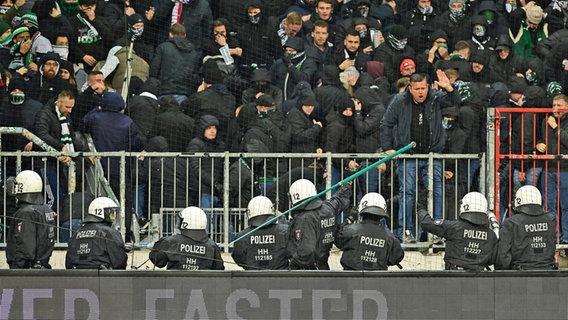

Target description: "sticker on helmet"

left=295, top=229, right=301, bottom=240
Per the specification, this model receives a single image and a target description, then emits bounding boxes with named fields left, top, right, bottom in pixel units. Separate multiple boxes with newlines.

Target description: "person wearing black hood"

left=126, top=77, right=160, bottom=144
left=203, top=18, right=242, bottom=68
left=28, top=52, right=74, bottom=104
left=372, top=24, right=414, bottom=85
left=467, top=14, right=496, bottom=54
left=68, top=0, right=114, bottom=70
left=270, top=36, right=318, bottom=100
left=242, top=68, right=283, bottom=109
left=186, top=114, right=225, bottom=211
left=324, top=94, right=357, bottom=198
left=185, top=59, right=236, bottom=146
left=432, top=0, right=474, bottom=48
left=352, top=86, right=386, bottom=195
left=83, top=91, right=144, bottom=245
left=543, top=42, right=568, bottom=91
left=150, top=23, right=200, bottom=103
left=404, top=0, right=440, bottom=54
left=150, top=206, right=224, bottom=270
left=149, top=95, right=194, bottom=153
left=236, top=0, right=281, bottom=77
left=488, top=34, right=529, bottom=83
left=232, top=196, right=290, bottom=270
left=313, top=65, right=351, bottom=123
left=98, top=13, right=152, bottom=94
left=0, top=75, right=42, bottom=176
left=415, top=29, right=451, bottom=77
left=287, top=92, right=323, bottom=168
left=475, top=0, right=508, bottom=40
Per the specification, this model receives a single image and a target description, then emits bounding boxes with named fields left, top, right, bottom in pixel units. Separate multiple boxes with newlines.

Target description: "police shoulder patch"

left=434, top=219, right=444, bottom=225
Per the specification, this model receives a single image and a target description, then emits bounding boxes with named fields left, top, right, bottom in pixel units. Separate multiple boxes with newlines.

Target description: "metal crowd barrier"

left=0, top=151, right=486, bottom=251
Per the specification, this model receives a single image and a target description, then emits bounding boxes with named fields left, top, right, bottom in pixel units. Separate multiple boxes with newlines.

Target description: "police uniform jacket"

left=287, top=182, right=351, bottom=270
left=335, top=220, right=404, bottom=270
left=419, top=209, right=498, bottom=271
left=232, top=222, right=290, bottom=270
left=496, top=212, right=557, bottom=270
left=149, top=232, right=224, bottom=270
left=65, top=222, right=127, bottom=269
left=6, top=203, right=56, bottom=269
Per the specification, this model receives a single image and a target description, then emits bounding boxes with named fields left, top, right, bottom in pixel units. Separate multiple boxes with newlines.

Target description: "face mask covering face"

left=387, top=34, right=407, bottom=51
left=505, top=3, right=516, bottom=13
left=249, top=13, right=261, bottom=24
left=473, top=25, right=486, bottom=37
left=419, top=5, right=433, bottom=15
left=442, top=117, right=456, bottom=129
left=357, top=6, right=369, bottom=17
left=358, top=29, right=367, bottom=38
left=10, top=92, right=25, bottom=105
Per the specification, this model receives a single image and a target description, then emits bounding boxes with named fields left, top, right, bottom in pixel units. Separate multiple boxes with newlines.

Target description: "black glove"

left=214, top=181, right=224, bottom=195
left=347, top=206, right=359, bottom=224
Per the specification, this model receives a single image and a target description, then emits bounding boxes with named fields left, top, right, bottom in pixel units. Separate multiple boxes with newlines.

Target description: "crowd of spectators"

left=1, top=0, right=568, bottom=243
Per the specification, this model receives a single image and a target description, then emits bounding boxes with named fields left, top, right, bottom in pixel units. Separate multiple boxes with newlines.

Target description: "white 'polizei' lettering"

left=250, top=234, right=275, bottom=244
left=75, top=230, right=97, bottom=239
left=463, top=229, right=488, bottom=240
left=525, top=223, right=548, bottom=233
left=360, top=236, right=385, bottom=247
left=321, top=217, right=335, bottom=228
left=180, top=244, right=206, bottom=254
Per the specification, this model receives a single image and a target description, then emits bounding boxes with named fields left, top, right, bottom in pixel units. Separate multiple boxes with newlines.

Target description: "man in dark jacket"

left=6, top=170, right=56, bottom=269
left=150, top=23, right=200, bottom=103
left=184, top=59, right=236, bottom=146
left=270, top=36, right=318, bottom=100
left=34, top=90, right=86, bottom=211
left=488, top=34, right=529, bottom=84
left=287, top=179, right=352, bottom=270
left=313, top=65, right=351, bottom=123
left=125, top=78, right=160, bottom=145
left=65, top=197, right=127, bottom=269
left=496, top=186, right=557, bottom=270
left=242, top=68, right=284, bottom=109
left=331, top=27, right=370, bottom=74
left=148, top=95, right=194, bottom=153
left=352, top=86, right=386, bottom=195
left=186, top=114, right=225, bottom=210
left=287, top=93, right=323, bottom=168
left=420, top=191, right=498, bottom=271
left=232, top=196, right=290, bottom=270
left=236, top=0, right=281, bottom=77
left=372, top=24, right=414, bottom=85
left=167, top=0, right=212, bottom=53
left=150, top=206, right=225, bottom=270
left=83, top=91, right=144, bottom=244
left=28, top=52, right=74, bottom=104
left=380, top=71, right=460, bottom=242
left=335, top=192, right=404, bottom=270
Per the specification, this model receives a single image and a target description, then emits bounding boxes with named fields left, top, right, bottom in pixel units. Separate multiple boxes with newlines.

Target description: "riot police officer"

left=286, top=179, right=352, bottom=270
left=150, top=207, right=225, bottom=270
left=496, top=186, right=557, bottom=270
left=65, top=197, right=127, bottom=269
left=335, top=192, right=404, bottom=270
left=6, top=170, right=56, bottom=269
left=232, top=196, right=290, bottom=270
left=419, top=191, right=498, bottom=271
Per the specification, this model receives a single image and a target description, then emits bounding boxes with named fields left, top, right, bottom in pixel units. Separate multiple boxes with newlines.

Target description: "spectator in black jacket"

left=125, top=77, right=160, bottom=145
left=150, top=23, right=200, bottom=103
left=149, top=95, right=194, bottom=153
left=287, top=93, right=323, bottom=169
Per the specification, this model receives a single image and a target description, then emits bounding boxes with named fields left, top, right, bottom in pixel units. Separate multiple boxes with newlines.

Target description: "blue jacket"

left=380, top=88, right=460, bottom=153
left=83, top=102, right=144, bottom=175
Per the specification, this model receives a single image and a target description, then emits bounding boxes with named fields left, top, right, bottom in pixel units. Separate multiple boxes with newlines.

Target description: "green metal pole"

left=231, top=142, right=416, bottom=244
